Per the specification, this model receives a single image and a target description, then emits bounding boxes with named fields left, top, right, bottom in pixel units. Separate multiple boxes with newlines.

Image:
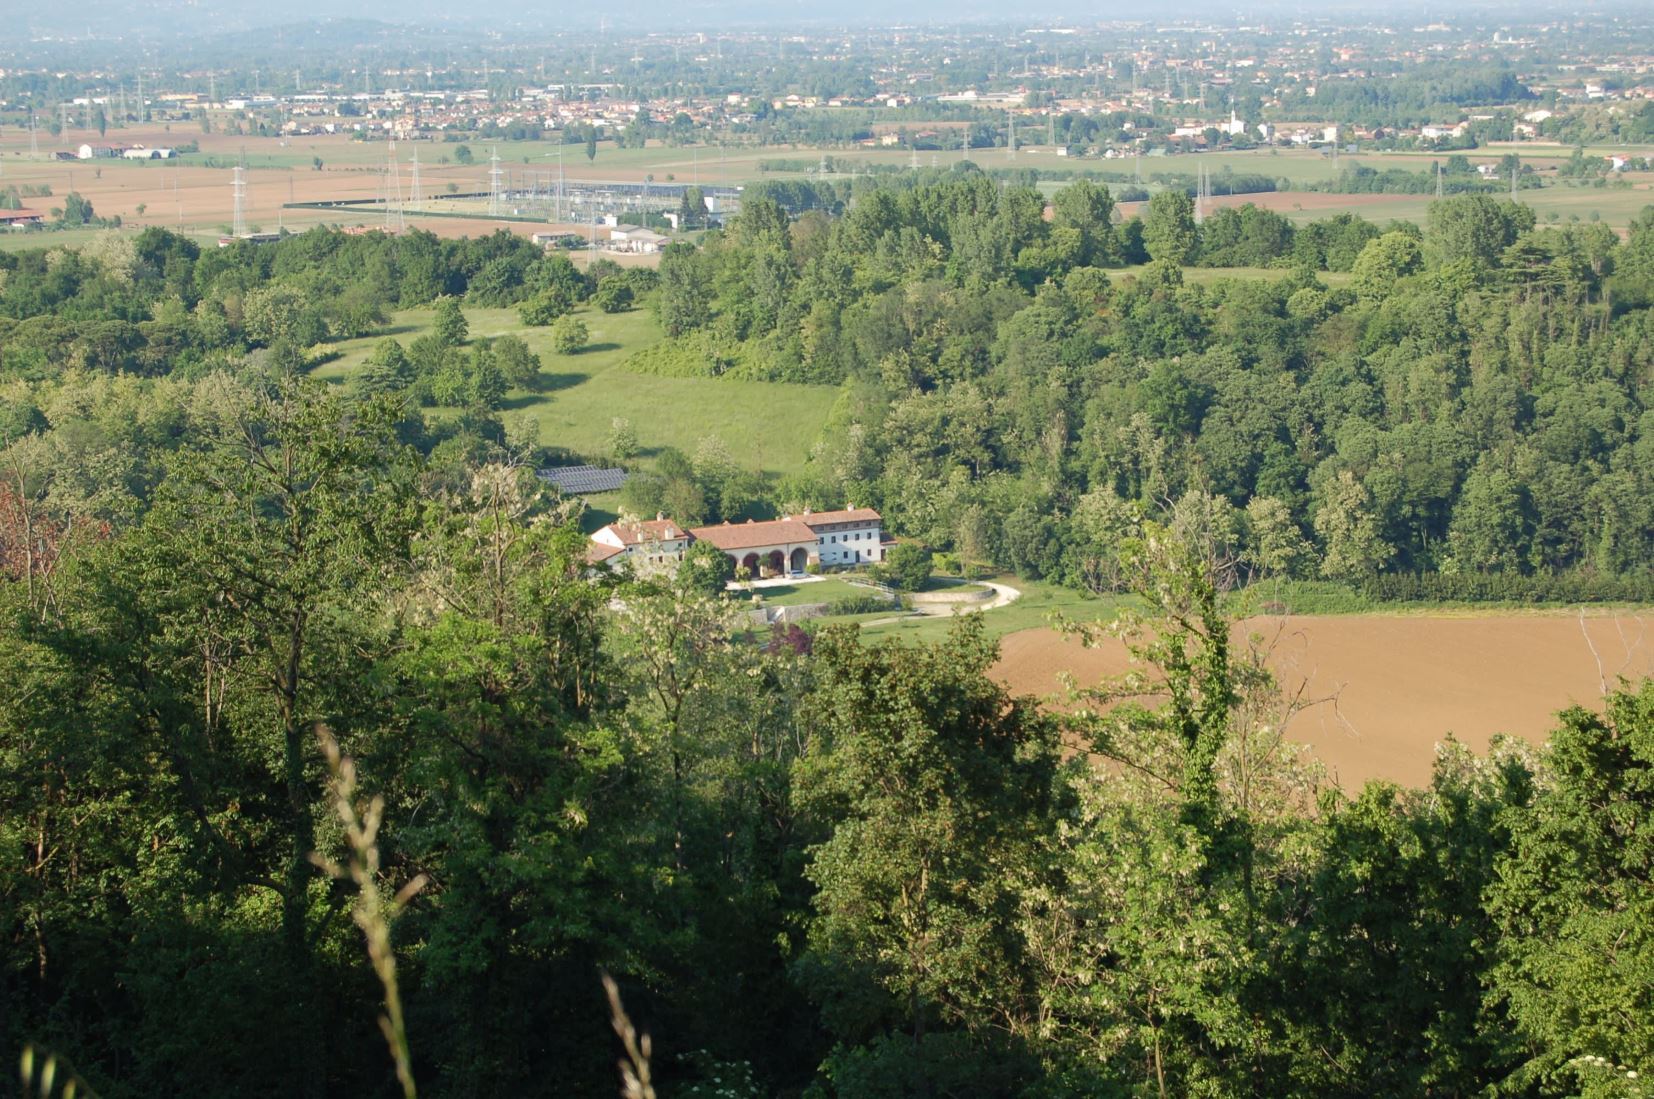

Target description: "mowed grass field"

left=311, top=303, right=842, bottom=481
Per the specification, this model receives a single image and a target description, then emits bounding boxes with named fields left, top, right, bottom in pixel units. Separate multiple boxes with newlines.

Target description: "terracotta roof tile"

left=800, top=507, right=881, bottom=527
left=689, top=518, right=818, bottom=551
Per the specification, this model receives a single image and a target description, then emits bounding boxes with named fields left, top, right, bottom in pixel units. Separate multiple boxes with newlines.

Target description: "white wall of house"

left=810, top=524, right=883, bottom=566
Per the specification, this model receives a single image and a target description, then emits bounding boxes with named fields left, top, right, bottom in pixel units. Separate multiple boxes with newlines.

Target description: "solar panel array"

left=537, top=465, right=629, bottom=494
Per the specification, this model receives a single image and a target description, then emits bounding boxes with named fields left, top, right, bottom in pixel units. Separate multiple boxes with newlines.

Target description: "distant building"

left=608, top=225, right=669, bottom=253
left=0, top=209, right=46, bottom=229
left=586, top=506, right=887, bottom=579
left=586, top=516, right=693, bottom=574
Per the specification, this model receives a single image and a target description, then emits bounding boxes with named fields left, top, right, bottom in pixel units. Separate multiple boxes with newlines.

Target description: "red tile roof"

left=599, top=518, right=688, bottom=546
left=800, top=507, right=881, bottom=527
left=0, top=210, right=44, bottom=222
left=690, top=517, right=818, bottom=551
left=585, top=542, right=625, bottom=564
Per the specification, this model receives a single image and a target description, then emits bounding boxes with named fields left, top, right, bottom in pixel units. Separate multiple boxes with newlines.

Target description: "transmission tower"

left=28, top=111, right=38, bottom=157
left=488, top=146, right=503, bottom=216
left=1195, top=163, right=1207, bottom=225
left=232, top=165, right=246, bottom=238
left=1008, top=111, right=1015, bottom=160
left=409, top=147, right=422, bottom=209
left=385, top=142, right=405, bottom=232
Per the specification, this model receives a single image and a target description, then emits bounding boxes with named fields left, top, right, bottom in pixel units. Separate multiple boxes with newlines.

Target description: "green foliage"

left=875, top=542, right=932, bottom=592
left=432, top=295, right=469, bottom=347
left=676, top=539, right=735, bottom=596
left=592, top=278, right=635, bottom=314
left=57, top=192, right=95, bottom=227
left=1142, top=189, right=1197, bottom=265
left=656, top=242, right=711, bottom=337
left=1487, top=683, right=1654, bottom=1093
left=9, top=185, right=1654, bottom=1097
left=550, top=314, right=588, bottom=354
left=517, top=287, right=571, bottom=326
left=796, top=618, right=1061, bottom=1073
left=490, top=333, right=541, bottom=390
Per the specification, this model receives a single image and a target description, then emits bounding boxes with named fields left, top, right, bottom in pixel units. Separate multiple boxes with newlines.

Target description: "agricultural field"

left=311, top=303, right=842, bottom=481
left=992, top=611, right=1654, bottom=788
left=5, top=124, right=1653, bottom=249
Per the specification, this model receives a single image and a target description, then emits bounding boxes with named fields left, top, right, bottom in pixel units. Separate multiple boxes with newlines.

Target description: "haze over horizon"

left=8, top=0, right=1649, bottom=42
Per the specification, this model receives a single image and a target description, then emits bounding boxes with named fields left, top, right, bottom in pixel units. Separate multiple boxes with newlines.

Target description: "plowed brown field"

left=993, top=613, right=1654, bottom=788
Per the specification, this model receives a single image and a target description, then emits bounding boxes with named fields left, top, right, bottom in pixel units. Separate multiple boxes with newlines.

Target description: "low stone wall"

left=747, top=603, right=829, bottom=628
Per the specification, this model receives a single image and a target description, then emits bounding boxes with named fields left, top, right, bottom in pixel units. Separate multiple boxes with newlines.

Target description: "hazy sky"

left=9, top=0, right=1645, bottom=47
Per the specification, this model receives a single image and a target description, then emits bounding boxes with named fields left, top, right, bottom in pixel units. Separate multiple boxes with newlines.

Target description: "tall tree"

left=1487, top=683, right=1654, bottom=1094
left=795, top=618, right=1061, bottom=1087
left=133, top=377, right=416, bottom=1096
left=1142, top=190, right=1197, bottom=266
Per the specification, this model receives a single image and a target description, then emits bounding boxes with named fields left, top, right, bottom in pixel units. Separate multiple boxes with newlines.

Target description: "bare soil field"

left=0, top=127, right=554, bottom=239
left=994, top=613, right=1654, bottom=789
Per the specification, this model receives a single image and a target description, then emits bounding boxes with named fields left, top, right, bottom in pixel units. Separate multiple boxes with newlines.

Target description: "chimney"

left=656, top=512, right=664, bottom=521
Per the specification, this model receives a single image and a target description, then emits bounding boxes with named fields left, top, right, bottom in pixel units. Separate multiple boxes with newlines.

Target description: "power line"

left=488, top=145, right=503, bottom=216
left=232, top=163, right=246, bottom=238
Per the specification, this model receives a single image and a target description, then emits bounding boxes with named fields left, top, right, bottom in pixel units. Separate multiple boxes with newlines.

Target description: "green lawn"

left=748, top=579, right=888, bottom=607
left=313, top=303, right=842, bottom=480
left=857, top=577, right=1128, bottom=645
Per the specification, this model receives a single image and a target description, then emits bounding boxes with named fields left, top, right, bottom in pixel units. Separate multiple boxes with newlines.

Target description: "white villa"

left=587, top=506, right=886, bottom=577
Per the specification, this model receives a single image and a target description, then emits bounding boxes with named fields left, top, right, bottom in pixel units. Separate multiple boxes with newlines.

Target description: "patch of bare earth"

left=993, top=613, right=1654, bottom=788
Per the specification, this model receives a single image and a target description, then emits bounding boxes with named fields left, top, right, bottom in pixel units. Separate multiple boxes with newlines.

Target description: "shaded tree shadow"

left=535, top=372, right=587, bottom=392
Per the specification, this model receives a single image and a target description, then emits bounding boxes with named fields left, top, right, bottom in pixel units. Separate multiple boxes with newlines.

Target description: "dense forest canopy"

left=4, top=435, right=1654, bottom=1095
left=5, top=175, right=1654, bottom=1095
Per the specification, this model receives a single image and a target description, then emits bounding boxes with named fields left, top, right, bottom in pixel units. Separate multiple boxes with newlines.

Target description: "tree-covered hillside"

left=5, top=178, right=1654, bottom=1094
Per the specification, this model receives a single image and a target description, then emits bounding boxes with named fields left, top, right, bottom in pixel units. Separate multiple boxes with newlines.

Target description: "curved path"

left=910, top=579, right=1022, bottom=615
left=857, top=579, right=1022, bottom=627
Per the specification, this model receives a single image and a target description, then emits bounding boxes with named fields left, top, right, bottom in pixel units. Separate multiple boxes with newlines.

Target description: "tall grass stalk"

left=311, top=726, right=427, bottom=1099
left=17, top=1043, right=96, bottom=1098
left=601, top=972, right=657, bottom=1099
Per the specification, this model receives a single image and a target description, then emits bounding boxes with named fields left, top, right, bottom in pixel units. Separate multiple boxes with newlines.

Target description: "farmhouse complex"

left=587, top=507, right=887, bottom=577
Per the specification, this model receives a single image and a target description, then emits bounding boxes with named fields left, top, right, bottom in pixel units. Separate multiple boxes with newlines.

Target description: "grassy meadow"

left=311, top=303, right=842, bottom=484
